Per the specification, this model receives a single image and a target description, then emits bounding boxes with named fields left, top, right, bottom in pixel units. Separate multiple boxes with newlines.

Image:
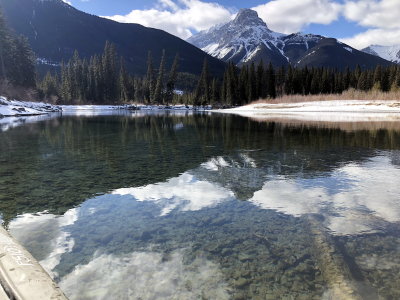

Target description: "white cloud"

left=104, top=0, right=233, bottom=39
left=343, top=0, right=400, bottom=29
left=252, top=0, right=342, bottom=34
left=340, top=0, right=400, bottom=49
left=105, top=0, right=343, bottom=38
left=340, top=28, right=400, bottom=50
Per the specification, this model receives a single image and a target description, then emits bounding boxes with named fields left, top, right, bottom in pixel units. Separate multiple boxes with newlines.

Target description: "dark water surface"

left=1, top=111, right=400, bottom=299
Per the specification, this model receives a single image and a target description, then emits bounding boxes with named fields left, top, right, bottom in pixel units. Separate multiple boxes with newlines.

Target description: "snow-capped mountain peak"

left=232, top=8, right=269, bottom=28
left=187, top=9, right=287, bottom=65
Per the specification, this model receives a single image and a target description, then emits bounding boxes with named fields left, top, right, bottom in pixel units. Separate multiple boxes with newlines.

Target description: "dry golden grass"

left=253, top=89, right=400, bottom=104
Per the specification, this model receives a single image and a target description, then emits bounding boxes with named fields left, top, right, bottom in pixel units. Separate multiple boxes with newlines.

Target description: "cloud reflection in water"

left=113, top=172, right=234, bottom=216
left=250, top=156, right=400, bottom=235
left=9, top=209, right=78, bottom=276
left=59, top=249, right=231, bottom=300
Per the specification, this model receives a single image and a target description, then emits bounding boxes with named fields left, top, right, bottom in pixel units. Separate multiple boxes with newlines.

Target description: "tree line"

left=39, top=43, right=181, bottom=105
left=188, top=61, right=400, bottom=107
left=40, top=42, right=400, bottom=106
left=0, top=10, right=36, bottom=88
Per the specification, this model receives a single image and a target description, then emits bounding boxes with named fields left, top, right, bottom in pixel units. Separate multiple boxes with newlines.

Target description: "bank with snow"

left=219, top=100, right=400, bottom=123
left=0, top=97, right=61, bottom=117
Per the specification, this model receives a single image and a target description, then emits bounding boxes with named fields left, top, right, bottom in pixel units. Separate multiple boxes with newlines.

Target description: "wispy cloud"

left=252, top=0, right=342, bottom=34
left=104, top=0, right=233, bottom=39
left=340, top=0, right=400, bottom=48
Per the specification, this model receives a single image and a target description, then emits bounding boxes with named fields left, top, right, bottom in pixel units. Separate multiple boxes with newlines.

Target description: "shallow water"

left=1, top=111, right=400, bottom=299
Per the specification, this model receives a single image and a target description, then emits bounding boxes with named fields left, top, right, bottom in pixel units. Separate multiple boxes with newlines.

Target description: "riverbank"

left=219, top=100, right=400, bottom=123
left=3, top=95, right=400, bottom=124
left=0, top=96, right=213, bottom=118
left=0, top=97, right=62, bottom=117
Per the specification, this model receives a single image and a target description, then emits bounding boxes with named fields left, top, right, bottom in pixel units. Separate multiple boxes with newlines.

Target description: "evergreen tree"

left=357, top=71, right=369, bottom=91
left=373, top=65, right=382, bottom=90
left=395, top=67, right=400, bottom=90
left=60, top=62, right=72, bottom=103
left=41, top=71, right=59, bottom=98
left=220, top=71, right=227, bottom=104
left=381, top=68, right=390, bottom=92
left=342, top=67, right=351, bottom=91
left=310, top=69, right=320, bottom=94
left=165, top=53, right=179, bottom=105
left=238, top=66, right=248, bottom=103
left=144, top=51, right=155, bottom=103
left=118, top=57, right=130, bottom=102
left=9, top=35, right=36, bottom=87
left=285, top=66, right=294, bottom=95
left=210, top=78, right=219, bottom=105
left=247, top=62, right=256, bottom=103
left=0, top=10, right=10, bottom=80
left=225, top=62, right=239, bottom=106
left=194, top=58, right=210, bottom=106
left=320, top=68, right=331, bottom=94
left=276, top=66, right=285, bottom=96
left=102, top=41, right=118, bottom=102
left=266, top=62, right=276, bottom=98
left=256, top=61, right=265, bottom=98
left=0, top=10, right=36, bottom=88
left=152, top=50, right=166, bottom=104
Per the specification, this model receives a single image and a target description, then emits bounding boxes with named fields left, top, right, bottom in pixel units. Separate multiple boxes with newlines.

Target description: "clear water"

left=1, top=112, right=400, bottom=300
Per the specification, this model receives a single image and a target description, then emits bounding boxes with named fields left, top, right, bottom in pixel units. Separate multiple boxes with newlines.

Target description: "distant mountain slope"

left=188, top=8, right=393, bottom=70
left=362, top=45, right=400, bottom=64
left=0, top=0, right=226, bottom=76
left=296, top=38, right=393, bottom=69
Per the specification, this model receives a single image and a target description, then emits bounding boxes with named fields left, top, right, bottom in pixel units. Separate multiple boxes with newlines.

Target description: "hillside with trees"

left=0, top=0, right=226, bottom=77
left=0, top=10, right=36, bottom=94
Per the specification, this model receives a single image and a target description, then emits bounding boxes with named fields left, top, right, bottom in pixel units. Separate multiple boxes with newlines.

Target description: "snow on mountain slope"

left=362, top=45, right=400, bottom=64
left=188, top=9, right=287, bottom=65
left=187, top=9, right=324, bottom=66
left=188, top=8, right=393, bottom=70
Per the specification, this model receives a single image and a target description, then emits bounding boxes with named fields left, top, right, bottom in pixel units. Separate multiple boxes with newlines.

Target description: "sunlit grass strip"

left=254, top=89, right=400, bottom=104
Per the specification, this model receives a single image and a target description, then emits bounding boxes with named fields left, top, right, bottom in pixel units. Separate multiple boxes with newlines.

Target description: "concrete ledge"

left=0, top=227, right=68, bottom=300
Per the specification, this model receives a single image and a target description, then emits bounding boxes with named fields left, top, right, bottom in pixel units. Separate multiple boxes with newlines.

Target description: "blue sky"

left=66, top=0, right=400, bottom=49
left=71, top=0, right=265, bottom=15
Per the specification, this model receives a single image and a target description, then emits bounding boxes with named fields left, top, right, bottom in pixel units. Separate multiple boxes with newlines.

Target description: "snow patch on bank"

left=0, top=96, right=61, bottom=117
